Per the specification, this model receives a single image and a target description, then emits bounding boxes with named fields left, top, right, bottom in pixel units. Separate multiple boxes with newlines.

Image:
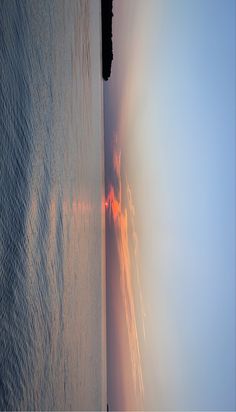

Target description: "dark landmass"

left=101, top=0, right=113, bottom=80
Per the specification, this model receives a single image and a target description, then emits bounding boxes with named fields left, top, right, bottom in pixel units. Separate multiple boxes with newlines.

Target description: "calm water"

left=0, top=1, right=106, bottom=410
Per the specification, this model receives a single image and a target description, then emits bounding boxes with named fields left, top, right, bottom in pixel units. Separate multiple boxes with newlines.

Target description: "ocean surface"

left=0, top=1, right=106, bottom=410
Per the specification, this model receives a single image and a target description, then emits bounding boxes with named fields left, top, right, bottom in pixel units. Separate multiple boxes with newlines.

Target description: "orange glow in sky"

left=106, top=143, right=145, bottom=405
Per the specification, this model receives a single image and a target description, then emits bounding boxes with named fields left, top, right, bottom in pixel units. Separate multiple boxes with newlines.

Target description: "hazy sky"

left=104, top=1, right=236, bottom=410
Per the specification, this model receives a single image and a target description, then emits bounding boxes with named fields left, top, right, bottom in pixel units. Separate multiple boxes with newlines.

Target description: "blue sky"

left=105, top=1, right=236, bottom=410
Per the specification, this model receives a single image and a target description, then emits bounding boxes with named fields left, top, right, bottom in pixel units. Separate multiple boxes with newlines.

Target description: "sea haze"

left=0, top=1, right=106, bottom=410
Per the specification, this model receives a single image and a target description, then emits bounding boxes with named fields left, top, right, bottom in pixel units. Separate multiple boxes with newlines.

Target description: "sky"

left=104, top=1, right=236, bottom=410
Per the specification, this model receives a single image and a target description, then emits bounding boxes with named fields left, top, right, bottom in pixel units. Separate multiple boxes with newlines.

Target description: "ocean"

left=0, top=0, right=106, bottom=410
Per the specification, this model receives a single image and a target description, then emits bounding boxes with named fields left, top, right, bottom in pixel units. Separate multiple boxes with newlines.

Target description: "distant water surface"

left=0, top=1, right=106, bottom=410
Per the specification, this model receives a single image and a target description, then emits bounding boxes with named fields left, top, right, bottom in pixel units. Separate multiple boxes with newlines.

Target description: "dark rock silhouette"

left=101, top=0, right=113, bottom=80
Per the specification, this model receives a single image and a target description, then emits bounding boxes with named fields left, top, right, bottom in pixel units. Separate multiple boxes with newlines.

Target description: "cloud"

left=106, top=142, right=145, bottom=404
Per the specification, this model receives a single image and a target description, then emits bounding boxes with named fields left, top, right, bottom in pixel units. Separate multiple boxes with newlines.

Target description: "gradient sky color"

left=104, top=1, right=236, bottom=410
